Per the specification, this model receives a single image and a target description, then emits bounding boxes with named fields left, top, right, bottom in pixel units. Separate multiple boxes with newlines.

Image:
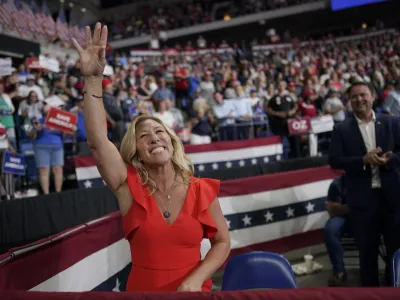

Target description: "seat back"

left=392, top=249, right=400, bottom=287
left=221, top=251, right=297, bottom=291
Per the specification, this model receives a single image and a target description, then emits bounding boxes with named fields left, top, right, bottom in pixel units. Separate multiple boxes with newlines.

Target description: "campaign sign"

left=45, top=107, right=77, bottom=134
left=2, top=152, right=26, bottom=176
left=311, top=115, right=334, bottom=134
left=288, top=117, right=312, bottom=135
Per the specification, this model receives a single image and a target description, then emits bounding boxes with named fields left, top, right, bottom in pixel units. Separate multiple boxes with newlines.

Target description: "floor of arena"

left=212, top=245, right=386, bottom=289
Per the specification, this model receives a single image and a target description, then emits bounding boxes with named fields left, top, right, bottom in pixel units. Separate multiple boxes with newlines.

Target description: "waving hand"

left=71, top=22, right=108, bottom=77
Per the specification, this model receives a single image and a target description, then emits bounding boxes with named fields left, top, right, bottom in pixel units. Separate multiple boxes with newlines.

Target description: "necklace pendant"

left=163, top=211, right=171, bottom=218
left=167, top=194, right=171, bottom=200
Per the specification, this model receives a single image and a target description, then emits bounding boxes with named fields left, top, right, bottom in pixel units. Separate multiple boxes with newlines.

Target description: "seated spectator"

left=153, top=99, right=176, bottom=129
left=27, top=102, right=66, bottom=195
left=0, top=122, right=16, bottom=201
left=324, top=174, right=349, bottom=287
left=190, top=98, right=214, bottom=145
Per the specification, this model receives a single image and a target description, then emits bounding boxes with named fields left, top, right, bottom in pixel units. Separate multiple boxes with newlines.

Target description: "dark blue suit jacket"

left=329, top=113, right=400, bottom=209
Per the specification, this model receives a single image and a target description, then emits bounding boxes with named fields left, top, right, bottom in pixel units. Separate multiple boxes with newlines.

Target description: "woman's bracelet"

left=83, top=91, right=103, bottom=99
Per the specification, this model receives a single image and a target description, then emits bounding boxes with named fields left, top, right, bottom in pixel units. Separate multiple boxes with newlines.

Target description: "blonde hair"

left=120, top=115, right=194, bottom=194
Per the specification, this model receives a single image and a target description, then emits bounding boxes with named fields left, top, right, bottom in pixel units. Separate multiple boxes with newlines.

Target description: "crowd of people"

left=107, top=0, right=318, bottom=41
left=0, top=26, right=398, bottom=200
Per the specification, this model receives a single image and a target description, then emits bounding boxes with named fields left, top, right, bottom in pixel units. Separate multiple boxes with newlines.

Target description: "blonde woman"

left=72, top=23, right=230, bottom=292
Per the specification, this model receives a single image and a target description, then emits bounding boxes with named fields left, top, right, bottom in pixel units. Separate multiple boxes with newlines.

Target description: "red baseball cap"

left=102, top=79, right=113, bottom=89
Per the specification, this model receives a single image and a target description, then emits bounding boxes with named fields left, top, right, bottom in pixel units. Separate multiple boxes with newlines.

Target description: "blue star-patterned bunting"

left=194, top=154, right=282, bottom=173
left=224, top=197, right=326, bottom=231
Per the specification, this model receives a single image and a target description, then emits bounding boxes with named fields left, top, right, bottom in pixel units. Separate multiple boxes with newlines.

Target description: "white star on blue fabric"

left=84, top=180, right=92, bottom=188
left=286, top=207, right=295, bottom=218
left=305, top=202, right=315, bottom=213
left=242, top=214, right=252, bottom=226
left=264, top=211, right=274, bottom=222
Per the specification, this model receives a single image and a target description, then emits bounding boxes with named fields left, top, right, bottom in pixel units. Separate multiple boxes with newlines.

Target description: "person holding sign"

left=27, top=103, right=65, bottom=195
left=72, top=23, right=230, bottom=292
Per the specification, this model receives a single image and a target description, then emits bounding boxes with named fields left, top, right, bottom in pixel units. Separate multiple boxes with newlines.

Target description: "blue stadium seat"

left=221, top=251, right=298, bottom=290
left=393, top=249, right=400, bottom=287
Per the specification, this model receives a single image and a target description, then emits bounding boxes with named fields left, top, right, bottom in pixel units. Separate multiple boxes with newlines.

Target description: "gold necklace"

left=156, top=178, right=176, bottom=219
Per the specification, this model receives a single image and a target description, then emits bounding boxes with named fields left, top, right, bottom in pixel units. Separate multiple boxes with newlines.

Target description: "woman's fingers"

left=100, top=25, right=108, bottom=47
left=98, top=25, right=108, bottom=58
left=85, top=26, right=92, bottom=48
left=92, top=22, right=101, bottom=46
left=71, top=38, right=83, bottom=54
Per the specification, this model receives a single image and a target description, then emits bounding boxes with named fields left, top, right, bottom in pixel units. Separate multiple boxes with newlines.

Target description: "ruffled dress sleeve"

left=196, top=178, right=220, bottom=239
left=122, top=165, right=148, bottom=240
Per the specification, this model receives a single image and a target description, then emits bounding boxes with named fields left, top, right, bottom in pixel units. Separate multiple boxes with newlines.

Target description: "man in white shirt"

left=329, top=82, right=400, bottom=287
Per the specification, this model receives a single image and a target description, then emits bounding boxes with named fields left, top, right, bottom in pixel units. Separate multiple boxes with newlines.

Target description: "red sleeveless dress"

left=122, top=165, right=220, bottom=292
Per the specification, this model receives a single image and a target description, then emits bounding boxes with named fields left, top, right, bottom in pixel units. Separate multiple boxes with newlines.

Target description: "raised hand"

left=71, top=22, right=108, bottom=78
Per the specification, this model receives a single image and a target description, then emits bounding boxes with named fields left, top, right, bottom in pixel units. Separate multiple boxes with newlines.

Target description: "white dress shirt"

left=356, top=111, right=381, bottom=188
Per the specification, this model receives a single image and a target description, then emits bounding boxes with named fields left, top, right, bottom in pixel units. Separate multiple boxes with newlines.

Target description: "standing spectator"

left=153, top=99, right=176, bottom=129
left=199, top=71, right=216, bottom=107
left=152, top=77, right=175, bottom=105
left=329, top=82, right=400, bottom=286
left=0, top=123, right=16, bottom=201
left=266, top=81, right=297, bottom=137
left=190, top=98, right=213, bottom=144
left=0, top=84, right=16, bottom=148
left=324, top=89, right=346, bottom=124
left=102, top=79, right=124, bottom=148
left=27, top=103, right=66, bottom=195
left=18, top=91, right=44, bottom=124
left=382, top=80, right=400, bottom=116
left=212, top=92, right=237, bottom=141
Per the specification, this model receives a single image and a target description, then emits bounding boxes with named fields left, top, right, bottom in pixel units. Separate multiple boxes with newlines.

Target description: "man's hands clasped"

left=363, top=147, right=392, bottom=167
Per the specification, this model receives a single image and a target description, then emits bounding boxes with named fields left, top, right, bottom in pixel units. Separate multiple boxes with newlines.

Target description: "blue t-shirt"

left=76, top=112, right=87, bottom=142
left=34, top=117, right=64, bottom=147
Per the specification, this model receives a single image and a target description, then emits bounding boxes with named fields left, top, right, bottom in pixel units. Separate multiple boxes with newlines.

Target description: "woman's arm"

left=178, top=198, right=230, bottom=291
left=72, top=23, right=127, bottom=193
